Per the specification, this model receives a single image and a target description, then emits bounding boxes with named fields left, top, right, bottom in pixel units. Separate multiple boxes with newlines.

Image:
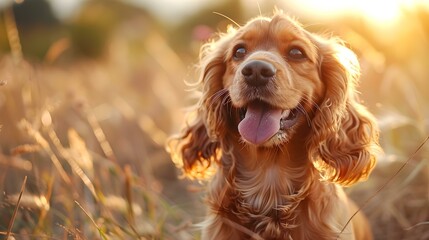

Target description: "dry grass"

left=0, top=3, right=428, bottom=240
left=0, top=9, right=196, bottom=237
left=0, top=53, right=197, bottom=239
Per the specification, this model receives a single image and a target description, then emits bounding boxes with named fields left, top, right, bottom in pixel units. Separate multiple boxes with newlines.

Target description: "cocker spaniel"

left=168, top=11, right=380, bottom=240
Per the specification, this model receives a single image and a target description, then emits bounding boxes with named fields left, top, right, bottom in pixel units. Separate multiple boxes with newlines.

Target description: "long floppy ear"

left=167, top=114, right=221, bottom=180
left=309, top=39, right=380, bottom=186
left=167, top=33, right=233, bottom=180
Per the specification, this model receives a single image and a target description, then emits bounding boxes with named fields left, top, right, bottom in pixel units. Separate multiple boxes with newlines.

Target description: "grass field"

left=0, top=1, right=429, bottom=239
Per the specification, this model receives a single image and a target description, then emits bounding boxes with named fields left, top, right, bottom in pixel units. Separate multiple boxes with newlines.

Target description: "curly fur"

left=168, top=11, right=380, bottom=240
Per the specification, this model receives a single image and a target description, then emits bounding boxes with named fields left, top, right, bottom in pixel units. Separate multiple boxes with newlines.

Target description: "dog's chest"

left=235, top=166, right=296, bottom=215
left=226, top=165, right=311, bottom=238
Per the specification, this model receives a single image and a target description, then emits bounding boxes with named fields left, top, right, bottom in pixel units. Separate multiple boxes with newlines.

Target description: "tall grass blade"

left=6, top=176, right=27, bottom=240
left=4, top=7, right=22, bottom=63
left=18, top=119, right=71, bottom=184
left=337, top=135, right=429, bottom=239
left=75, top=200, right=108, bottom=240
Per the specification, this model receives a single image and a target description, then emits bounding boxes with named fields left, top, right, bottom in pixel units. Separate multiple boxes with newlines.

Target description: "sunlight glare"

left=292, top=0, right=424, bottom=25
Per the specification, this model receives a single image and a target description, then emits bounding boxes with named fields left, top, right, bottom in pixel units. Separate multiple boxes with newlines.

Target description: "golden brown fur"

left=168, top=11, right=380, bottom=240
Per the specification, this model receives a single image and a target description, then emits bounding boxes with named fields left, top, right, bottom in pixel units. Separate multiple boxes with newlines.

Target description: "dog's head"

left=168, top=12, right=380, bottom=185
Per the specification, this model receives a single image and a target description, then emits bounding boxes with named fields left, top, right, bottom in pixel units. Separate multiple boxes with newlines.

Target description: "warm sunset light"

left=291, top=0, right=427, bottom=24
left=1, top=0, right=428, bottom=239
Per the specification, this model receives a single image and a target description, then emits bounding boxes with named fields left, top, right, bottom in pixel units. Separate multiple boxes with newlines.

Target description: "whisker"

left=306, top=96, right=332, bottom=124
left=213, top=12, right=241, bottom=28
left=257, top=1, right=263, bottom=22
left=272, top=86, right=325, bottom=128
left=297, top=104, right=311, bottom=127
left=222, top=96, right=235, bottom=117
left=207, top=89, right=229, bottom=107
left=298, top=96, right=316, bottom=113
left=297, top=94, right=332, bottom=126
left=213, top=90, right=238, bottom=122
left=279, top=143, right=290, bottom=160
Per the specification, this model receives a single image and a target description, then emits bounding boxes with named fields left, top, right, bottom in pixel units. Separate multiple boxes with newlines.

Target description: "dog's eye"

left=234, top=46, right=247, bottom=59
left=288, top=47, right=307, bottom=60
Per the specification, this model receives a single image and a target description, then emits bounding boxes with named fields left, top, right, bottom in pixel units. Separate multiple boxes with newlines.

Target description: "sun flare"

left=291, top=0, right=426, bottom=24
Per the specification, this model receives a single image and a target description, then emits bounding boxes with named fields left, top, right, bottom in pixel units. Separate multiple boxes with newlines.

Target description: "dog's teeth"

left=281, top=110, right=291, bottom=118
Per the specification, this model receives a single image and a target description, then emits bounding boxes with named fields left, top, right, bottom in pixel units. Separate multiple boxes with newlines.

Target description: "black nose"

left=241, top=60, right=276, bottom=87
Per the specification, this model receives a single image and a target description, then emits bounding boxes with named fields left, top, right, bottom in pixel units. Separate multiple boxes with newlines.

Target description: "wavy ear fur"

left=309, top=38, right=380, bottom=186
left=168, top=33, right=234, bottom=179
left=168, top=114, right=221, bottom=179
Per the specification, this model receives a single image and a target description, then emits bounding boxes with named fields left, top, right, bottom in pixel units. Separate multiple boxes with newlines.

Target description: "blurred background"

left=0, top=0, right=428, bottom=239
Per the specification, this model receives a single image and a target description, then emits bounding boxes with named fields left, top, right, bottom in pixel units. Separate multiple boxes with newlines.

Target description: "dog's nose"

left=241, top=60, right=276, bottom=87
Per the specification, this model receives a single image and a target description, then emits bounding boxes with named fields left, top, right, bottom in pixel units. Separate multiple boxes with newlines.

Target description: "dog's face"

left=170, top=12, right=379, bottom=184
left=222, top=16, right=324, bottom=146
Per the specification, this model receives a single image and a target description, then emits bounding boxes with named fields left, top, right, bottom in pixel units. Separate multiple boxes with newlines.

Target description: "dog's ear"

left=168, top=114, right=220, bottom=180
left=309, top=39, right=380, bottom=186
left=168, top=34, right=233, bottom=180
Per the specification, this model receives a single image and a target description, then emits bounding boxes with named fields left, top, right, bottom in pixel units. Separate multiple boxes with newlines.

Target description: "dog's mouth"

left=238, top=100, right=301, bottom=145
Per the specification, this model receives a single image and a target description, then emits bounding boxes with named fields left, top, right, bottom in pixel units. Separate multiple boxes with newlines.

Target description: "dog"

left=168, top=10, right=380, bottom=240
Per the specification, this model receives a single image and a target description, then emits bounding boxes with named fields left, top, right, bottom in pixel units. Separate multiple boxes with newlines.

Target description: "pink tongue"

left=238, top=102, right=282, bottom=145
